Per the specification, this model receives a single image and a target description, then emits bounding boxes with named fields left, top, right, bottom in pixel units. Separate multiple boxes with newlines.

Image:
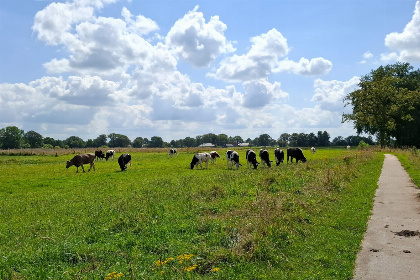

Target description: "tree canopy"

left=343, top=62, right=420, bottom=148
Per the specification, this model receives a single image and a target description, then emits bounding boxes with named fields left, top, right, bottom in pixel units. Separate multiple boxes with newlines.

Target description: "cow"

left=105, top=150, right=115, bottom=161
left=66, top=153, right=95, bottom=173
left=311, top=147, right=316, bottom=154
left=287, top=148, right=307, bottom=163
left=226, top=150, right=241, bottom=170
left=209, top=151, right=220, bottom=164
left=274, top=148, right=284, bottom=166
left=190, top=153, right=210, bottom=169
left=118, top=154, right=132, bottom=171
left=259, top=149, right=272, bottom=167
left=246, top=149, right=259, bottom=169
left=347, top=145, right=350, bottom=150
left=95, top=150, right=105, bottom=161
left=169, top=148, right=177, bottom=158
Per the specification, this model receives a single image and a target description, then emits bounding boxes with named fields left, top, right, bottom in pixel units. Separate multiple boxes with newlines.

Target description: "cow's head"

left=66, top=161, right=72, bottom=169
left=190, top=156, right=199, bottom=169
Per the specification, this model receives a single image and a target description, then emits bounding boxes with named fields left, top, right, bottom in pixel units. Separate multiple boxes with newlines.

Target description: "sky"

left=1, top=0, right=420, bottom=142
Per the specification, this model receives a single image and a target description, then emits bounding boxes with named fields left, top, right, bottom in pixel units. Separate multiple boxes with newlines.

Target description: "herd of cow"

left=65, top=149, right=132, bottom=173
left=189, top=147, right=308, bottom=170
left=65, top=147, right=308, bottom=173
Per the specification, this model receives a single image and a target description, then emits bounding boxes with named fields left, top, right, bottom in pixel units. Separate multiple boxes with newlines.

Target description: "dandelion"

left=211, top=267, right=221, bottom=273
left=104, top=271, right=124, bottom=280
left=154, top=260, right=164, bottom=266
left=184, top=264, right=198, bottom=272
left=177, top=254, right=195, bottom=261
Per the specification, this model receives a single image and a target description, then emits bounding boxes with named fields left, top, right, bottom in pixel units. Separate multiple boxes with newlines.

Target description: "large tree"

left=65, top=136, right=85, bottom=148
left=93, top=134, right=108, bottom=147
left=132, top=137, right=144, bottom=148
left=0, top=126, right=24, bottom=149
left=108, top=133, right=131, bottom=147
left=23, top=130, right=43, bottom=148
left=149, top=136, right=164, bottom=148
left=343, top=62, right=420, bottom=148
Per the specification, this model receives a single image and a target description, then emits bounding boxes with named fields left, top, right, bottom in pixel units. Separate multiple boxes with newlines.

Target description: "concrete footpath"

left=353, top=154, right=420, bottom=280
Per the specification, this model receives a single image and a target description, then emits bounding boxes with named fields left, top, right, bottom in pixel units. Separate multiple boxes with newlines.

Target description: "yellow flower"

left=177, top=253, right=195, bottom=261
left=104, top=272, right=124, bottom=279
left=211, top=267, right=221, bottom=272
left=184, top=264, right=198, bottom=272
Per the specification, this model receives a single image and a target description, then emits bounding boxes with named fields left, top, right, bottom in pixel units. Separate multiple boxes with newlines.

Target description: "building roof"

left=198, top=143, right=215, bottom=147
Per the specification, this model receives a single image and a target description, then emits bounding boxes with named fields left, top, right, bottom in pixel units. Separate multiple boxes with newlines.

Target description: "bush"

left=358, top=140, right=369, bottom=150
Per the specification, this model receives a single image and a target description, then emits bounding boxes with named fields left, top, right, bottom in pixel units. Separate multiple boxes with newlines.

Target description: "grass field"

left=0, top=147, right=386, bottom=279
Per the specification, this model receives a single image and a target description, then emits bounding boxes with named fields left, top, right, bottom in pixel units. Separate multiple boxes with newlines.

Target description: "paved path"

left=353, top=154, right=420, bottom=280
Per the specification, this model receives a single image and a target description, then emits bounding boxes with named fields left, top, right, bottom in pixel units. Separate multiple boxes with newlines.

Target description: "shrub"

left=358, top=140, right=369, bottom=149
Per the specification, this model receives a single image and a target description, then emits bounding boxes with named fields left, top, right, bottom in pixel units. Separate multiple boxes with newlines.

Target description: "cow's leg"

left=80, top=164, right=85, bottom=172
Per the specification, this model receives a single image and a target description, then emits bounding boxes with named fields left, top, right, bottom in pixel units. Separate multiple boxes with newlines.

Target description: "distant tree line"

left=0, top=126, right=375, bottom=150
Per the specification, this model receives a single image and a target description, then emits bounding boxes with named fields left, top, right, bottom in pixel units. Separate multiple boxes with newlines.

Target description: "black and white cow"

left=246, top=149, right=259, bottom=169
left=311, top=147, right=316, bottom=154
left=274, top=148, right=284, bottom=166
left=118, top=154, right=132, bottom=171
left=105, top=150, right=115, bottom=161
left=226, top=150, right=241, bottom=170
left=259, top=149, right=272, bottom=167
left=169, top=148, right=177, bottom=158
left=209, top=151, right=220, bottom=164
left=287, top=148, right=307, bottom=163
left=190, top=152, right=210, bottom=169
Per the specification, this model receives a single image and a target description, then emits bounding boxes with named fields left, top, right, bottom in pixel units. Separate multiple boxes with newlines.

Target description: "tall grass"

left=0, top=148, right=383, bottom=279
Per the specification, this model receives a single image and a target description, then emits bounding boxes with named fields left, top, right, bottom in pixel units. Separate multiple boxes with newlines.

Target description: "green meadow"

left=0, top=148, right=386, bottom=279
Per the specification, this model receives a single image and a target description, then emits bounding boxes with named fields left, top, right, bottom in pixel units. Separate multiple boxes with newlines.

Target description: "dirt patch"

left=393, top=230, right=420, bottom=237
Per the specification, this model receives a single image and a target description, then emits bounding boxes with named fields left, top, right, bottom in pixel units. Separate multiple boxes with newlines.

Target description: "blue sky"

left=1, top=0, right=420, bottom=142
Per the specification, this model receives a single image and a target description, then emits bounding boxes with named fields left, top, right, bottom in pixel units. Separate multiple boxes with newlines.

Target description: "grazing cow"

left=274, top=148, right=284, bottom=166
left=246, top=149, right=259, bottom=169
left=169, top=148, right=177, bottom=158
left=209, top=151, right=220, bottom=164
left=347, top=145, right=350, bottom=150
left=95, top=150, right=105, bottom=161
left=259, top=149, right=272, bottom=167
left=287, top=148, right=307, bottom=163
left=118, top=154, right=132, bottom=171
left=66, top=153, right=95, bottom=173
left=311, top=147, right=316, bottom=154
left=190, top=153, right=211, bottom=169
left=226, top=150, right=241, bottom=170
left=105, top=150, right=115, bottom=161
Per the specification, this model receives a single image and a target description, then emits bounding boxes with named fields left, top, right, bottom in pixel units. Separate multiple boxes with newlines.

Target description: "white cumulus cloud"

left=210, top=28, right=332, bottom=82
left=311, top=76, right=360, bottom=112
left=383, top=1, right=420, bottom=62
left=165, top=6, right=235, bottom=67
